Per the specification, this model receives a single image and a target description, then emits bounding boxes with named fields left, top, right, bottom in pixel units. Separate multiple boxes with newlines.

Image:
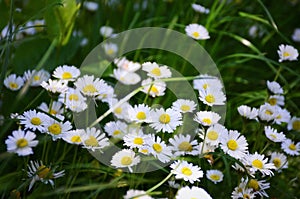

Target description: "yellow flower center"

left=50, top=109, right=57, bottom=115
left=268, top=98, right=277, bottom=106
left=151, top=67, right=161, bottom=76
left=62, top=72, right=72, bottom=79
left=202, top=118, right=212, bottom=125
left=292, top=120, right=300, bottom=131
left=9, top=82, right=18, bottom=89
left=180, top=105, right=190, bottom=112
left=48, top=123, right=62, bottom=135
left=106, top=48, right=115, bottom=55
left=140, top=149, right=148, bottom=154
left=227, top=139, right=238, bottom=150
left=37, top=165, right=53, bottom=179
left=16, top=138, right=28, bottom=148
left=273, top=158, right=281, bottom=168
left=136, top=111, right=146, bottom=120
left=71, top=135, right=81, bottom=143
left=192, top=31, right=200, bottom=38
left=203, top=83, right=208, bottom=90
left=133, top=137, right=144, bottom=145
left=243, top=194, right=251, bottom=199
left=205, top=94, right=215, bottom=103
left=152, top=143, right=162, bottom=153
left=121, top=156, right=133, bottom=165
left=69, top=94, right=79, bottom=101
left=178, top=141, right=193, bottom=152
left=113, top=130, right=121, bottom=135
left=289, top=143, right=296, bottom=151
left=207, top=130, right=218, bottom=140
left=33, top=75, right=40, bottom=81
left=83, top=84, right=97, bottom=93
left=114, top=107, right=122, bottom=114
left=31, top=117, right=42, bottom=125
left=84, top=136, right=99, bottom=147
left=150, top=85, right=159, bottom=94
left=283, top=51, right=290, bottom=57
left=252, top=159, right=263, bottom=169
left=181, top=167, right=192, bottom=176
left=209, top=174, right=220, bottom=181
left=159, top=113, right=171, bottom=124
left=265, top=110, right=273, bottom=115
left=248, top=179, right=259, bottom=191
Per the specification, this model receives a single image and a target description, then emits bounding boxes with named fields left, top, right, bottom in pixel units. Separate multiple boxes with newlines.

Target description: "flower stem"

left=146, top=172, right=173, bottom=194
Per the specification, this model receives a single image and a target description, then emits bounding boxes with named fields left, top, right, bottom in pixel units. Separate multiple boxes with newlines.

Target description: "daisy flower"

left=99, top=26, right=114, bottom=38
left=103, top=42, right=118, bottom=57
left=19, top=109, right=49, bottom=132
left=23, top=69, right=50, bottom=87
left=269, top=152, right=288, bottom=172
left=287, top=116, right=300, bottom=131
left=176, top=186, right=212, bottom=199
left=277, top=44, right=298, bottom=62
left=96, top=83, right=115, bottom=102
left=281, top=138, right=300, bottom=156
left=245, top=152, right=275, bottom=176
left=66, top=100, right=88, bottom=113
left=43, top=116, right=72, bottom=141
left=128, top=104, right=152, bottom=123
left=108, top=98, right=131, bottom=120
left=194, top=111, right=221, bottom=126
left=193, top=75, right=223, bottom=91
left=141, top=78, right=166, bottom=97
left=169, top=134, right=199, bottom=156
left=81, top=127, right=110, bottom=152
left=266, top=80, right=283, bottom=94
left=171, top=99, right=197, bottom=113
left=62, top=129, right=85, bottom=145
left=170, top=160, right=204, bottom=183
left=147, top=135, right=172, bottom=163
left=74, top=75, right=106, bottom=97
left=191, top=3, right=210, bottom=14
left=264, top=126, right=286, bottom=143
left=113, top=68, right=141, bottom=85
left=237, top=105, right=258, bottom=120
left=248, top=178, right=270, bottom=198
left=231, top=177, right=249, bottom=199
left=38, top=101, right=63, bottom=115
left=220, top=130, right=248, bottom=160
left=114, top=57, right=141, bottom=72
left=52, top=65, right=80, bottom=81
left=142, top=62, right=172, bottom=79
left=274, top=107, right=291, bottom=125
left=83, top=1, right=98, bottom=11
left=124, top=189, right=153, bottom=199
left=59, top=88, right=86, bottom=105
left=198, top=88, right=226, bottom=106
left=292, top=28, right=300, bottom=42
left=104, top=120, right=128, bottom=139
left=185, top=24, right=210, bottom=40
left=4, top=74, right=24, bottom=91
left=233, top=187, right=256, bottom=199
left=5, top=129, right=38, bottom=156
left=258, top=103, right=277, bottom=122
left=203, top=123, right=228, bottom=146
left=206, top=169, right=224, bottom=184
left=123, top=130, right=150, bottom=149
left=27, top=160, right=65, bottom=191
left=268, top=95, right=284, bottom=106
left=40, top=79, right=68, bottom=94
left=149, top=108, right=182, bottom=133
left=110, top=149, right=140, bottom=172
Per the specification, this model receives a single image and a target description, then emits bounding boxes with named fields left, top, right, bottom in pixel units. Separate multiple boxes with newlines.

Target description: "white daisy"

left=142, top=62, right=172, bottom=79
left=277, top=44, right=298, bottom=62
left=83, top=1, right=98, bottom=11
left=194, top=111, right=221, bottom=126
left=248, top=178, right=270, bottom=198
left=237, top=105, right=258, bottom=120
left=114, top=57, right=141, bottom=72
left=4, top=74, right=24, bottom=91
left=220, top=130, right=248, bottom=160
left=231, top=177, right=249, bottom=199
left=245, top=152, right=275, bottom=176
left=199, top=142, right=218, bottom=156
left=287, top=116, right=300, bottom=131
left=104, top=120, right=127, bottom=139
left=23, top=69, right=50, bottom=87
left=96, top=83, right=115, bottom=102
left=170, top=160, right=204, bottom=183
left=169, top=134, right=199, bottom=156
left=281, top=138, right=300, bottom=156
left=233, top=187, right=256, bottom=199
left=26, top=160, right=65, bottom=191
left=52, top=65, right=80, bottom=81
left=149, top=108, right=182, bottom=133
left=103, top=42, right=118, bottom=57
left=128, top=103, right=152, bottom=123
left=267, top=80, right=283, bottom=94
left=5, top=129, right=38, bottom=156
left=108, top=98, right=131, bottom=120
left=113, top=68, right=141, bottom=85
left=99, top=26, right=114, bottom=38
left=147, top=134, right=172, bottom=163
left=81, top=127, right=110, bottom=152
left=269, top=152, right=288, bottom=172
left=171, top=99, right=197, bottom=113
left=123, top=130, right=150, bottom=149
left=66, top=100, right=88, bottom=113
left=176, top=186, right=212, bottom=199
left=198, top=88, right=226, bottom=106
left=62, top=129, right=85, bottom=145
left=264, top=126, right=286, bottom=142
left=185, top=24, right=210, bottom=40
left=40, top=79, right=68, bottom=94
left=191, top=3, right=210, bottom=14
left=203, top=123, right=228, bottom=146
left=59, top=88, right=86, bottom=104
left=168, top=180, right=180, bottom=189
left=110, top=149, right=140, bottom=172
left=258, top=103, right=277, bottom=122
left=193, top=75, right=223, bottom=91
left=292, top=28, right=300, bottom=42
left=141, top=78, right=166, bottom=97
left=19, top=109, right=49, bottom=132
left=268, top=95, right=284, bottom=106
left=43, top=116, right=72, bottom=141
left=74, top=75, right=106, bottom=97
left=274, top=107, right=291, bottom=125
left=38, top=101, right=63, bottom=115
left=124, top=189, right=153, bottom=199
left=206, top=169, right=224, bottom=184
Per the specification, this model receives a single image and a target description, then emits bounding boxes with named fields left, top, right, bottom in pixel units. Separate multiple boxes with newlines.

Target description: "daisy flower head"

left=277, top=44, right=298, bottom=62
left=194, top=111, right=221, bottom=127
left=123, top=130, right=150, bottom=149
left=108, top=98, right=131, bottom=120
left=99, top=26, right=114, bottom=38
left=5, top=129, right=38, bottom=156
left=19, top=109, right=49, bottom=132
left=128, top=103, right=152, bottom=123
left=170, top=160, right=204, bottom=183
left=40, top=79, right=68, bottom=94
left=27, top=160, right=65, bottom=191
left=62, top=129, right=85, bottom=145
left=104, top=120, right=127, bottom=139
left=245, top=152, right=275, bottom=176
left=168, top=180, right=180, bottom=189
left=220, top=130, right=248, bottom=160
left=268, top=95, right=284, bottom=106
left=248, top=178, right=270, bottom=198
left=83, top=1, right=98, bottom=11
left=206, top=169, right=224, bottom=184
left=96, top=83, right=115, bottom=102
left=266, top=80, right=283, bottom=94
left=147, top=134, right=172, bottom=163
left=237, top=105, right=258, bottom=120
left=38, top=101, right=63, bottom=115
left=141, top=78, right=166, bottom=97
left=292, top=28, right=300, bottom=42
left=274, top=107, right=291, bottom=125
left=231, top=177, right=248, bottom=199
left=66, top=100, right=88, bottom=113
left=169, top=134, right=199, bottom=156
left=23, top=69, right=50, bottom=87
left=52, top=65, right=80, bottom=81
left=193, top=75, right=223, bottom=92
left=113, top=68, right=141, bottom=85
left=204, top=123, right=228, bottom=146
left=59, top=88, right=86, bottom=106
left=43, top=115, right=72, bottom=141
left=185, top=24, right=210, bottom=40
left=264, top=126, right=286, bottom=143
left=191, top=3, right=210, bottom=14
left=281, top=138, right=300, bottom=156
left=176, top=186, right=212, bottom=199
left=124, top=190, right=153, bottom=199
left=258, top=103, right=278, bottom=122
left=114, top=57, right=141, bottom=72
left=232, top=187, right=256, bottom=199
left=172, top=99, right=197, bottom=113
left=142, top=62, right=172, bottom=79
left=149, top=108, right=182, bottom=133
left=287, top=116, right=300, bottom=131
left=110, top=149, right=140, bottom=172
left=198, top=88, right=226, bottom=106
left=4, top=74, right=24, bottom=91
left=270, top=152, right=288, bottom=172
left=74, top=75, right=105, bottom=97
left=81, top=127, right=110, bottom=152
left=103, top=42, right=118, bottom=57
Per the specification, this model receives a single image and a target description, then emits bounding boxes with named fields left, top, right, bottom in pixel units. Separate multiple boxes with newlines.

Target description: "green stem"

left=146, top=172, right=173, bottom=195
left=274, top=65, right=282, bottom=82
